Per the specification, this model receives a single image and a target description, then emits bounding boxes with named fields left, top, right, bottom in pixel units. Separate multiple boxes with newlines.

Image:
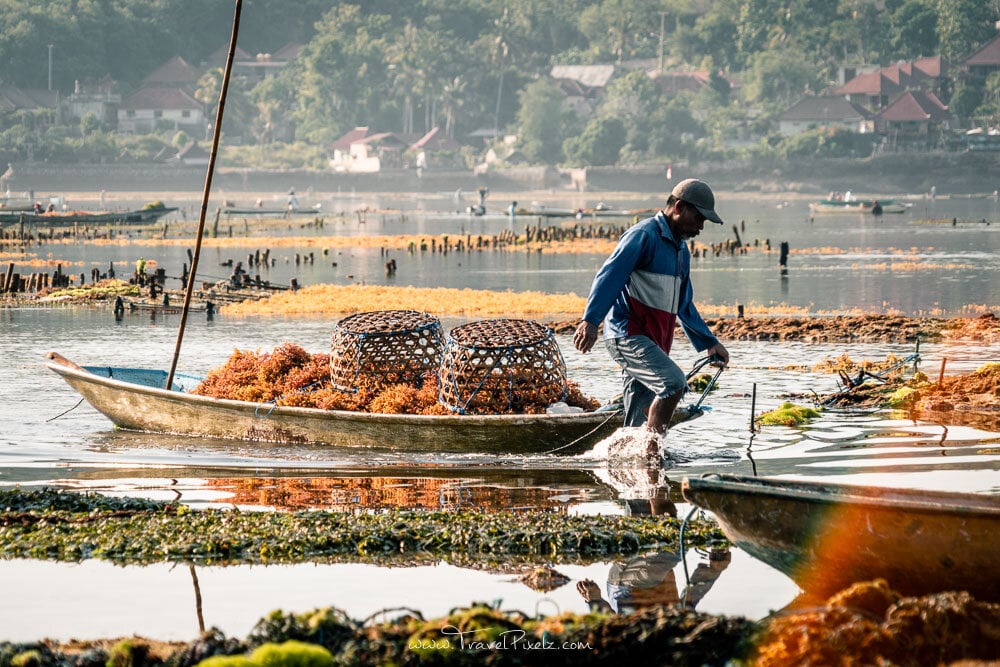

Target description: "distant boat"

left=222, top=204, right=322, bottom=217
left=518, top=206, right=656, bottom=219
left=681, top=473, right=1000, bottom=601
left=809, top=194, right=910, bottom=215
left=0, top=206, right=177, bottom=225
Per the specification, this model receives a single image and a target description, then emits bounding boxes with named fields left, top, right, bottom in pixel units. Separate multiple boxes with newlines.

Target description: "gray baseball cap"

left=671, top=178, right=724, bottom=224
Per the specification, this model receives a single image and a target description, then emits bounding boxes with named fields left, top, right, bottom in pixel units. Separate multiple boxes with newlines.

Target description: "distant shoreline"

left=4, top=151, right=1000, bottom=205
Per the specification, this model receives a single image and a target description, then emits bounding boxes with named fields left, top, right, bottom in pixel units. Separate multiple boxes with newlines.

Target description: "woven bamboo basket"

left=439, top=318, right=568, bottom=413
left=330, top=310, right=444, bottom=391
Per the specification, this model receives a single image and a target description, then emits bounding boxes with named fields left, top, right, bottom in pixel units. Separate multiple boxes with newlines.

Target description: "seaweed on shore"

left=5, top=581, right=1000, bottom=667
left=810, top=359, right=1000, bottom=431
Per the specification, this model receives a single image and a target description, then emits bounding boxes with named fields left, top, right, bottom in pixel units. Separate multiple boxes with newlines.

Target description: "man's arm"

left=574, top=226, right=648, bottom=353
left=573, top=320, right=599, bottom=353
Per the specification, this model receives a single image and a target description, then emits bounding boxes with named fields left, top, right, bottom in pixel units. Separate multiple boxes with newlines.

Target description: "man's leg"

left=622, top=372, right=654, bottom=427
left=647, top=391, right=684, bottom=434
left=606, top=336, right=687, bottom=455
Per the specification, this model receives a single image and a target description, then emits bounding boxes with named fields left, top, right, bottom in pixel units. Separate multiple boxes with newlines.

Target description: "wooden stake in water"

left=166, top=0, right=243, bottom=390
left=938, top=357, right=947, bottom=387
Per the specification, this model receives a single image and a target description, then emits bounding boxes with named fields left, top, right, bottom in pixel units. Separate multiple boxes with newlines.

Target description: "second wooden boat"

left=681, top=473, right=1000, bottom=601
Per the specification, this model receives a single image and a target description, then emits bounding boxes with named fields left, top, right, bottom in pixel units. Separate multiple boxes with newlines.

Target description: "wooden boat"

left=808, top=197, right=910, bottom=215
left=221, top=206, right=322, bottom=217
left=44, top=352, right=630, bottom=455
left=0, top=207, right=177, bottom=225
left=681, top=473, right=1000, bottom=601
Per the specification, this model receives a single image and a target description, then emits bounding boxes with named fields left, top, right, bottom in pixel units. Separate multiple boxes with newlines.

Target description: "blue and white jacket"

left=582, top=211, right=717, bottom=354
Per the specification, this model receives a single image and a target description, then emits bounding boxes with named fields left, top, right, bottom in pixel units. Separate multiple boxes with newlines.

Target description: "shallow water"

left=12, top=195, right=1000, bottom=314
left=2, top=193, right=999, bottom=642
left=0, top=548, right=798, bottom=643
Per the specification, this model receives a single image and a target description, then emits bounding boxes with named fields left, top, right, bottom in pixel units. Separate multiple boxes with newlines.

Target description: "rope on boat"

left=45, top=397, right=85, bottom=422
left=254, top=401, right=278, bottom=418
left=537, top=409, right=621, bottom=455
left=250, top=379, right=329, bottom=419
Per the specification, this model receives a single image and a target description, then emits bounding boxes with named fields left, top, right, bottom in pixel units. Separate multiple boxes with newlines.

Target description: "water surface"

left=2, top=193, right=999, bottom=642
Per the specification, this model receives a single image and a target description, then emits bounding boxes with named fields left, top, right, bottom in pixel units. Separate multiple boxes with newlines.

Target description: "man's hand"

left=705, top=341, right=730, bottom=366
left=573, top=320, right=598, bottom=353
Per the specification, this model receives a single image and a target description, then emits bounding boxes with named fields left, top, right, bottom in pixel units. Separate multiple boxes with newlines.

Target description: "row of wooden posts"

left=0, top=260, right=160, bottom=295
left=1, top=263, right=72, bottom=294
left=2, top=214, right=791, bottom=296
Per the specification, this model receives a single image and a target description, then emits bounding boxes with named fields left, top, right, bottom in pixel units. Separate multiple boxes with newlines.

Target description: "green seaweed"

left=194, top=657, right=254, bottom=667
left=0, top=488, right=725, bottom=567
left=246, top=641, right=333, bottom=667
left=107, top=639, right=149, bottom=667
left=757, top=402, right=821, bottom=426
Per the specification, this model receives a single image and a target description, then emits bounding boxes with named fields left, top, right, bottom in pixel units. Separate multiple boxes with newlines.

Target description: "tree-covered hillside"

left=1, top=0, right=998, bottom=168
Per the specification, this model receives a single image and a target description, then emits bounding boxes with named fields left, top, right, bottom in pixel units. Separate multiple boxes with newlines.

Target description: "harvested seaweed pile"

left=750, top=579, right=1000, bottom=666
left=816, top=361, right=1000, bottom=425
left=191, top=342, right=599, bottom=415
left=908, top=362, right=1000, bottom=413
left=704, top=312, right=1000, bottom=344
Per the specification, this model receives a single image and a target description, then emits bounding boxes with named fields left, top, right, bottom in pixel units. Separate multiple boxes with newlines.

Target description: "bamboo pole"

left=166, top=0, right=243, bottom=390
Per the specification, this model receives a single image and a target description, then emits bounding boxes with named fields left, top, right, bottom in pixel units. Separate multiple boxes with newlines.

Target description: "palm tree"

left=194, top=67, right=251, bottom=140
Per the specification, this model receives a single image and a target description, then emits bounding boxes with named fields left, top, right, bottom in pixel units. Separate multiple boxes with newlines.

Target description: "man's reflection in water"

left=578, top=479, right=731, bottom=613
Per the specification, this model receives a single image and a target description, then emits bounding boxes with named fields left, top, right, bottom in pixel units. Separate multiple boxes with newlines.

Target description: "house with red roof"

left=833, top=56, right=950, bottom=112
left=833, top=70, right=905, bottom=111
left=412, top=127, right=464, bottom=169
left=777, top=95, right=872, bottom=136
left=118, top=86, right=206, bottom=135
left=874, top=91, right=953, bottom=141
left=141, top=56, right=205, bottom=89
left=116, top=55, right=208, bottom=135
left=328, top=127, right=412, bottom=173
left=0, top=86, right=61, bottom=123
left=965, top=32, right=1000, bottom=83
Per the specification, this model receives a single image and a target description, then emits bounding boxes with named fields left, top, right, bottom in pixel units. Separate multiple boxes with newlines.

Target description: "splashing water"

left=580, top=426, right=742, bottom=467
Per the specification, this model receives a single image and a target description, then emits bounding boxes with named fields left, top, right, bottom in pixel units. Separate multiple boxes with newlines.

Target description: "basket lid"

left=448, top=318, right=551, bottom=349
left=335, top=310, right=439, bottom=336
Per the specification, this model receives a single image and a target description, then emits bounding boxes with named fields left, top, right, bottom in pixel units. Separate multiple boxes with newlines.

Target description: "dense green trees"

left=514, top=79, right=575, bottom=164
left=1, top=0, right=998, bottom=167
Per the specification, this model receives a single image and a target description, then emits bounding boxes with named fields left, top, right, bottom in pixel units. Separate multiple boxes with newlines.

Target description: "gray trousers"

left=605, top=335, right=687, bottom=427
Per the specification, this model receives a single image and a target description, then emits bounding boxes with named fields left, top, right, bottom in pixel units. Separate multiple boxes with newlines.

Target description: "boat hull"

left=681, top=473, right=1000, bottom=601
left=45, top=353, right=622, bottom=455
left=809, top=200, right=909, bottom=214
left=1, top=208, right=177, bottom=225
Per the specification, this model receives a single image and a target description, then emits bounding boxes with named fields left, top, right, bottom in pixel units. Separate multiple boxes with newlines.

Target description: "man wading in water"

left=573, top=178, right=730, bottom=461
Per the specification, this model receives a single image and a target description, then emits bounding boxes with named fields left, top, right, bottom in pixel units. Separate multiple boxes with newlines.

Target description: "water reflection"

left=578, top=547, right=732, bottom=615
left=0, top=543, right=790, bottom=644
